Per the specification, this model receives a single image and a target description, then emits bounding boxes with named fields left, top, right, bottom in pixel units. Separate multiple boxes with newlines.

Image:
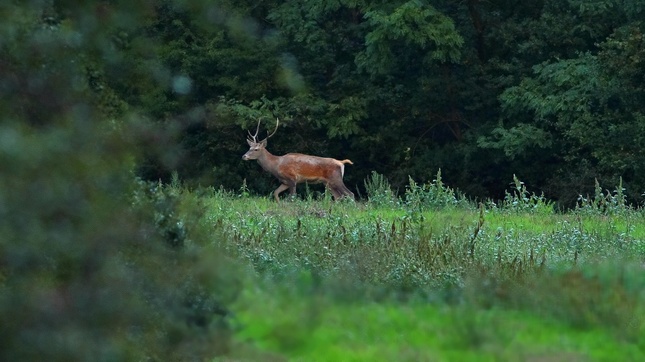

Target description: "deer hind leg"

left=339, top=183, right=354, bottom=199
left=327, top=180, right=353, bottom=200
left=335, top=182, right=354, bottom=200
left=327, top=171, right=354, bottom=200
left=326, top=184, right=342, bottom=200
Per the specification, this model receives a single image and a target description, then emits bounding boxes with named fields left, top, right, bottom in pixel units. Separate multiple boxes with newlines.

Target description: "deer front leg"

left=273, top=183, right=290, bottom=201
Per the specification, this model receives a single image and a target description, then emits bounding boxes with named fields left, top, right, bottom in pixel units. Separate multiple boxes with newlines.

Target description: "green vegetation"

left=2, top=1, right=645, bottom=361
left=190, top=174, right=644, bottom=360
left=4, top=0, right=642, bottom=206
left=232, top=292, right=643, bottom=361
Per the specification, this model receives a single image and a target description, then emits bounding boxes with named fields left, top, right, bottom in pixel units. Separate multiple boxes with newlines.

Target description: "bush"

left=404, top=169, right=469, bottom=212
left=0, top=118, right=241, bottom=360
left=499, top=174, right=554, bottom=214
left=0, top=2, right=243, bottom=358
left=576, top=178, right=630, bottom=216
left=364, top=171, right=399, bottom=207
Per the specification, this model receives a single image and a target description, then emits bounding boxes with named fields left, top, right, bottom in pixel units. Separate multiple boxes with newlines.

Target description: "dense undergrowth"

left=142, top=172, right=645, bottom=360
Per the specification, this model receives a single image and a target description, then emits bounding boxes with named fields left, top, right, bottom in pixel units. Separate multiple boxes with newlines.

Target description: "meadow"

left=152, top=173, right=645, bottom=361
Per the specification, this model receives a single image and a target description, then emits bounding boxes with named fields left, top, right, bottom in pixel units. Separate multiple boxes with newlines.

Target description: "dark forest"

left=6, top=1, right=645, bottom=206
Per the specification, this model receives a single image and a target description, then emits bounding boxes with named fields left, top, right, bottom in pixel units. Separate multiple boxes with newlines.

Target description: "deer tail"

left=340, top=159, right=353, bottom=165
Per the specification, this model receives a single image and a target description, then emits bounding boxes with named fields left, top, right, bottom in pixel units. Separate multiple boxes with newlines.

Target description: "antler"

left=247, top=118, right=280, bottom=144
left=247, top=119, right=261, bottom=143
left=264, top=118, right=279, bottom=140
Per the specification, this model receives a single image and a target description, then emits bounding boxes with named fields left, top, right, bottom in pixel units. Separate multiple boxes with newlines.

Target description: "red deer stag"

left=242, top=119, right=354, bottom=201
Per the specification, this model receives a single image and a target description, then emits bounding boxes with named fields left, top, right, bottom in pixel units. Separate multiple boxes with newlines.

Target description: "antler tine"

left=255, top=118, right=261, bottom=137
left=264, top=118, right=279, bottom=140
left=247, top=118, right=262, bottom=143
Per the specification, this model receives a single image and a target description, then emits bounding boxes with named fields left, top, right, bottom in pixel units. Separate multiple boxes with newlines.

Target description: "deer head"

left=242, top=118, right=279, bottom=161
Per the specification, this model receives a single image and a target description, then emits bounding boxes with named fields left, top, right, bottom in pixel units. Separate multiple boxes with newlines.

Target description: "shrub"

left=499, top=174, right=554, bottom=214
left=364, top=171, right=399, bottom=207
left=404, top=169, right=469, bottom=212
left=576, top=178, right=631, bottom=216
left=0, top=118, right=242, bottom=360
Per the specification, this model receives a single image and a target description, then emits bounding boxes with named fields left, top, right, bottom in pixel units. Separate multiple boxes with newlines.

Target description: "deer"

left=242, top=119, right=355, bottom=201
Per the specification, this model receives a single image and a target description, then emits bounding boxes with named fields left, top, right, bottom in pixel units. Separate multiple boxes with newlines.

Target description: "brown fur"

left=243, top=142, right=354, bottom=201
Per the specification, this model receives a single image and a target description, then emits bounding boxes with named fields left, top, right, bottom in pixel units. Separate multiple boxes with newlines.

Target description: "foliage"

left=356, top=1, right=463, bottom=75
left=499, top=174, right=554, bottom=214
left=363, top=171, right=398, bottom=207
left=0, top=120, right=239, bottom=361
left=483, top=19, right=645, bottom=205
left=128, top=178, right=242, bottom=359
left=404, top=169, right=468, bottom=212
left=5, top=0, right=645, bottom=359
left=0, top=2, right=239, bottom=360
left=11, top=0, right=639, bottom=205
left=576, top=178, right=631, bottom=216
left=202, top=186, right=645, bottom=294
left=231, top=286, right=644, bottom=361
left=199, top=190, right=645, bottom=359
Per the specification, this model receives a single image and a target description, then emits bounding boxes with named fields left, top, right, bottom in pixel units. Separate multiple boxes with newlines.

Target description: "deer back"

left=275, top=153, right=345, bottom=183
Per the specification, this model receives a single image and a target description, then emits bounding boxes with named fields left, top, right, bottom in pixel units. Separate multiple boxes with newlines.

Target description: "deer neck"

left=256, top=149, right=280, bottom=175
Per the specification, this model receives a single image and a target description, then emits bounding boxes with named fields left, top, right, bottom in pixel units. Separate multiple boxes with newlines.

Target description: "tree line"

left=5, top=0, right=645, bottom=206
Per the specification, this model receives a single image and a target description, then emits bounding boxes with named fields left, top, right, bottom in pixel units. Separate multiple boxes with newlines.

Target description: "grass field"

left=155, top=175, right=645, bottom=361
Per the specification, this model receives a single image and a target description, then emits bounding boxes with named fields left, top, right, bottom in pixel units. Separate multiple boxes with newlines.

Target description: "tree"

left=25, top=0, right=642, bottom=204
left=481, top=21, right=645, bottom=205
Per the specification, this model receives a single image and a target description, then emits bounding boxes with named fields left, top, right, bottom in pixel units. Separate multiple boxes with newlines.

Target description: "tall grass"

left=202, top=176, right=643, bottom=281
left=157, top=174, right=645, bottom=359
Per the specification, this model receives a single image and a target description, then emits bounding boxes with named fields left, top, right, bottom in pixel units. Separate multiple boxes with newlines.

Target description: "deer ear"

left=260, top=139, right=267, bottom=147
left=247, top=139, right=254, bottom=146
